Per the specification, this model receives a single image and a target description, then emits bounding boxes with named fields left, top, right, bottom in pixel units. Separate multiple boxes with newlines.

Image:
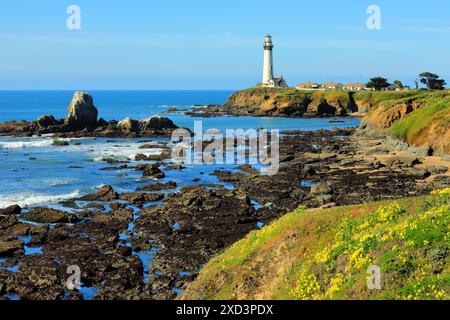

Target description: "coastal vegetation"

left=223, top=87, right=450, bottom=154
left=361, top=90, right=450, bottom=154
left=181, top=85, right=450, bottom=301
left=181, top=190, right=450, bottom=300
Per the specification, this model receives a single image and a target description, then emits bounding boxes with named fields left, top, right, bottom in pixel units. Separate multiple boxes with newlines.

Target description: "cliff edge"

left=358, top=90, right=450, bottom=156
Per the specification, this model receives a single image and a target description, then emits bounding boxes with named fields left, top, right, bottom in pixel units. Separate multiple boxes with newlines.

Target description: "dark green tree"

left=393, top=80, right=404, bottom=89
left=366, top=77, right=391, bottom=91
left=419, top=72, right=447, bottom=90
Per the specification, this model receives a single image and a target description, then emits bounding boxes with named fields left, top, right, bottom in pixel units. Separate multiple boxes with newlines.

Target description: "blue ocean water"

left=0, top=91, right=360, bottom=209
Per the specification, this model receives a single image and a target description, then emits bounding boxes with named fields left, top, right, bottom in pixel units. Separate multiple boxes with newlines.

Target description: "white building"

left=321, top=82, right=343, bottom=90
left=296, top=83, right=323, bottom=90
left=261, top=34, right=288, bottom=88
left=343, top=83, right=367, bottom=91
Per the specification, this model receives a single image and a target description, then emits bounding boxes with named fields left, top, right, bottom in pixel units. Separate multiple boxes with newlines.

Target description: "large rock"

left=0, top=239, right=24, bottom=256
left=139, top=116, right=178, bottom=131
left=35, top=115, right=59, bottom=128
left=64, top=91, right=98, bottom=130
left=118, top=192, right=164, bottom=203
left=21, top=208, right=78, bottom=224
left=79, top=185, right=119, bottom=201
left=0, top=205, right=22, bottom=215
left=136, top=164, right=165, bottom=179
left=118, top=117, right=139, bottom=132
left=93, top=209, right=134, bottom=223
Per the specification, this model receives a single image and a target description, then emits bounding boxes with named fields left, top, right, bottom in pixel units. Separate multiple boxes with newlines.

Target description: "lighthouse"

left=261, top=34, right=287, bottom=88
left=262, top=34, right=274, bottom=85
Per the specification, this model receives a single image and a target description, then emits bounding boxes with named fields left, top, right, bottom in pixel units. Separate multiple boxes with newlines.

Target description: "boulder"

left=135, top=150, right=171, bottom=161
left=35, top=115, right=59, bottom=128
left=79, top=185, right=119, bottom=201
left=118, top=117, right=139, bottom=132
left=21, top=208, right=78, bottom=224
left=93, top=209, right=134, bottom=223
left=64, top=91, right=98, bottom=130
left=137, top=181, right=177, bottom=192
left=52, top=139, right=69, bottom=147
left=97, top=118, right=108, bottom=127
left=0, top=239, right=24, bottom=256
left=118, top=192, right=164, bottom=203
left=9, top=223, right=31, bottom=236
left=0, top=215, right=18, bottom=230
left=138, top=115, right=178, bottom=131
left=0, top=205, right=22, bottom=215
left=136, top=164, right=165, bottom=179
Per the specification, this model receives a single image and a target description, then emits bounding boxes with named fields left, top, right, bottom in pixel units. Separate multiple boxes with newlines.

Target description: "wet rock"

left=109, top=202, right=127, bottom=211
left=238, top=165, right=258, bottom=175
left=59, top=199, right=80, bottom=209
left=165, top=165, right=186, bottom=171
left=9, top=223, right=31, bottom=236
left=0, top=205, right=22, bottom=215
left=64, top=91, right=98, bottom=130
left=0, top=239, right=24, bottom=256
left=35, top=115, right=59, bottom=128
left=79, top=185, right=119, bottom=201
left=0, top=215, right=19, bottom=230
left=119, top=193, right=164, bottom=203
left=118, top=117, right=139, bottom=132
left=92, top=209, right=134, bottom=223
left=52, top=139, right=69, bottom=147
left=135, top=150, right=171, bottom=162
left=21, top=208, right=78, bottom=224
left=139, top=144, right=162, bottom=149
left=136, top=164, right=165, bottom=179
left=139, top=115, right=178, bottom=131
left=136, top=182, right=177, bottom=192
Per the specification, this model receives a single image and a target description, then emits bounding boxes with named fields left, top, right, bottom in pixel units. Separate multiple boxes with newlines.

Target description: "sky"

left=0, top=0, right=449, bottom=90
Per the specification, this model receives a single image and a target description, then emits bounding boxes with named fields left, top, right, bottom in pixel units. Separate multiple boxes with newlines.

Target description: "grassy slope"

left=389, top=92, right=450, bottom=140
left=181, top=191, right=450, bottom=300
left=355, top=90, right=450, bottom=153
left=231, top=87, right=352, bottom=105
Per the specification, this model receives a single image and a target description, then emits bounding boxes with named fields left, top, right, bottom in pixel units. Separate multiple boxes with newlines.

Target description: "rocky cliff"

left=358, top=90, right=450, bottom=156
left=222, top=87, right=358, bottom=117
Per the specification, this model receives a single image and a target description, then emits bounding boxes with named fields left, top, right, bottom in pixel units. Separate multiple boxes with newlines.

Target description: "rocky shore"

left=0, top=91, right=180, bottom=138
left=2, top=124, right=449, bottom=300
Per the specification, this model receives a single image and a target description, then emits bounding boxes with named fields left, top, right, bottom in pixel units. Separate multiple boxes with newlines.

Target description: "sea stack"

left=64, top=91, right=98, bottom=130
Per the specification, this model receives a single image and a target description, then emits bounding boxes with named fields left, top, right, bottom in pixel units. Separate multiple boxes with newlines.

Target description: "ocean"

left=0, top=90, right=361, bottom=209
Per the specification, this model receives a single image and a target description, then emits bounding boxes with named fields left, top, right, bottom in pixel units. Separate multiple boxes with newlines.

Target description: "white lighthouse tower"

left=261, top=34, right=287, bottom=88
left=262, top=34, right=274, bottom=85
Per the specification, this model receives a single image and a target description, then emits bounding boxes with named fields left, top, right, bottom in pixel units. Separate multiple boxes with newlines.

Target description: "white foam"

left=43, top=178, right=78, bottom=187
left=0, top=138, right=71, bottom=149
left=86, top=144, right=164, bottom=162
left=0, top=190, right=81, bottom=208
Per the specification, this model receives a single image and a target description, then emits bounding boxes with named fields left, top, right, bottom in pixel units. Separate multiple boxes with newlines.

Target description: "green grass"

left=181, top=190, right=450, bottom=300
left=353, top=90, right=423, bottom=107
left=389, top=94, right=450, bottom=141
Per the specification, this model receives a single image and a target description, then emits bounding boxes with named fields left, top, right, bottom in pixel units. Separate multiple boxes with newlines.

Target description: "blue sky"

left=0, top=0, right=449, bottom=89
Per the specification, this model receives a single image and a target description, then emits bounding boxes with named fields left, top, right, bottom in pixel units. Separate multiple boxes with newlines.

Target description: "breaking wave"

left=0, top=138, right=70, bottom=149
left=0, top=190, right=81, bottom=208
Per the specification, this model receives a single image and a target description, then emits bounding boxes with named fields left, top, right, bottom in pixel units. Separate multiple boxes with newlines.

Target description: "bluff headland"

left=195, top=87, right=450, bottom=156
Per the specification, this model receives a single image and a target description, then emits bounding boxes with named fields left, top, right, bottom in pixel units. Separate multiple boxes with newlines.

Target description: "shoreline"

left=2, top=124, right=449, bottom=299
